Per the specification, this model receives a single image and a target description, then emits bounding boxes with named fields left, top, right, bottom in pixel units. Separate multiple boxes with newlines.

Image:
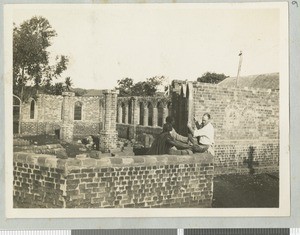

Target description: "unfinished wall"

left=172, top=81, right=279, bottom=173
left=13, top=152, right=214, bottom=208
left=117, top=123, right=162, bottom=143
left=191, top=84, right=279, bottom=141
left=20, top=94, right=104, bottom=138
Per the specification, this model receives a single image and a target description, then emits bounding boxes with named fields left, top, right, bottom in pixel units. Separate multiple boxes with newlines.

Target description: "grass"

left=21, top=134, right=60, bottom=145
left=212, top=172, right=279, bottom=208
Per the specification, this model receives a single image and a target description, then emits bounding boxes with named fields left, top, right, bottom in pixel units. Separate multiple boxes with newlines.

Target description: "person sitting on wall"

left=147, top=123, right=191, bottom=155
left=165, top=116, right=189, bottom=144
left=187, top=113, right=215, bottom=155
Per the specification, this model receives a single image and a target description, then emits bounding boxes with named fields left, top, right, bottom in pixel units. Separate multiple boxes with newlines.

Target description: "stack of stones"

left=13, top=138, right=31, bottom=146
left=14, top=144, right=68, bottom=159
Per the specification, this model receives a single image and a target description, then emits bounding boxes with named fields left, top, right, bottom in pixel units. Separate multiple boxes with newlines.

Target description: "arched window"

left=74, top=101, right=82, bottom=120
left=30, top=100, right=35, bottom=119
left=157, top=102, right=164, bottom=127
left=128, top=101, right=132, bottom=124
left=148, top=102, right=153, bottom=126
left=99, top=99, right=105, bottom=130
left=139, top=102, right=144, bottom=125
left=121, top=103, right=126, bottom=123
left=13, top=95, right=21, bottom=134
left=61, top=103, right=63, bottom=120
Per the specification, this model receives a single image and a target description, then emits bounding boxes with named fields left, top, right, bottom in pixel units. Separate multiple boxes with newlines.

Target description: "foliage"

left=116, top=76, right=166, bottom=97
left=73, top=88, right=88, bottom=96
left=197, top=72, right=229, bottom=84
left=116, top=77, right=134, bottom=96
left=13, top=16, right=69, bottom=101
left=39, top=77, right=74, bottom=95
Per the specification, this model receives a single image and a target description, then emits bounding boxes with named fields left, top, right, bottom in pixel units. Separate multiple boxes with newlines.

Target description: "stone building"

left=116, top=96, right=172, bottom=142
left=13, top=89, right=119, bottom=152
left=13, top=74, right=280, bottom=172
left=12, top=74, right=280, bottom=208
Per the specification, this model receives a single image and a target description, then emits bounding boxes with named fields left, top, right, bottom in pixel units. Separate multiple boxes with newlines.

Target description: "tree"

left=197, top=72, right=229, bottom=84
left=116, top=77, right=134, bottom=96
left=13, top=16, right=69, bottom=101
left=116, top=76, right=166, bottom=97
left=39, top=76, right=73, bottom=95
left=73, top=88, right=88, bottom=96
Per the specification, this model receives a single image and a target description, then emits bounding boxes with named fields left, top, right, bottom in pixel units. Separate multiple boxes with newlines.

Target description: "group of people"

left=81, top=135, right=100, bottom=151
left=147, top=113, right=215, bottom=156
left=79, top=113, right=214, bottom=155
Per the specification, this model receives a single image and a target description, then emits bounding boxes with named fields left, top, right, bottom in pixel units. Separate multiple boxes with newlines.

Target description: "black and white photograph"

left=4, top=3, right=289, bottom=218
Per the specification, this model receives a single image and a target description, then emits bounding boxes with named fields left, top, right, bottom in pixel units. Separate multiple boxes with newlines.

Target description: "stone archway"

left=13, top=95, right=21, bottom=134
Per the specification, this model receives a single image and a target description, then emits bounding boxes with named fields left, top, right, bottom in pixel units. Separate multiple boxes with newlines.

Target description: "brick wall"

left=13, top=152, right=214, bottom=208
left=13, top=154, right=66, bottom=208
left=171, top=82, right=279, bottom=173
left=191, top=84, right=279, bottom=141
left=214, top=140, right=279, bottom=174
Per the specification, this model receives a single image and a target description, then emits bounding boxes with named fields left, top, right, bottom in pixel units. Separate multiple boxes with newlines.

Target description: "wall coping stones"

left=13, top=152, right=214, bottom=174
left=14, top=144, right=63, bottom=150
left=117, top=123, right=162, bottom=129
left=102, top=89, right=119, bottom=94
left=215, top=139, right=278, bottom=144
left=192, top=82, right=279, bottom=94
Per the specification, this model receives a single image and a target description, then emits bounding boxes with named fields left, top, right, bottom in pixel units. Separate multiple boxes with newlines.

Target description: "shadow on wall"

left=244, top=146, right=259, bottom=174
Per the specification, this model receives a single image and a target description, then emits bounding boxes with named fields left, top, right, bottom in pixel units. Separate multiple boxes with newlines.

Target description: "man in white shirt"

left=187, top=113, right=215, bottom=155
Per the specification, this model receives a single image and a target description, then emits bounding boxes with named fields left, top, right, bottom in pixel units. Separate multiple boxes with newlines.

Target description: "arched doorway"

left=13, top=95, right=21, bottom=134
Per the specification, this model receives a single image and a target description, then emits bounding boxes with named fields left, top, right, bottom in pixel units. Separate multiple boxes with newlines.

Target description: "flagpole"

left=236, top=51, right=243, bottom=87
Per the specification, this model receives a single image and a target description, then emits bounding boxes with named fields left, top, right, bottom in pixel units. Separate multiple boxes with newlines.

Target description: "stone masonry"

left=100, top=90, right=119, bottom=152
left=60, top=92, right=75, bottom=142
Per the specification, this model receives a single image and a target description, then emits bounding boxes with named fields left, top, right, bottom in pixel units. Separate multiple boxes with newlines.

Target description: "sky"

left=11, top=4, right=281, bottom=89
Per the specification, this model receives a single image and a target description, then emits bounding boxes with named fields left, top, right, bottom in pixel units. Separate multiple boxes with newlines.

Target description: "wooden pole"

left=236, top=51, right=243, bottom=87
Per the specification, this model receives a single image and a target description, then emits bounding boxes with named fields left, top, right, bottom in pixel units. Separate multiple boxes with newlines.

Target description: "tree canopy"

left=13, top=16, right=69, bottom=101
left=116, top=76, right=166, bottom=97
left=197, top=72, right=229, bottom=84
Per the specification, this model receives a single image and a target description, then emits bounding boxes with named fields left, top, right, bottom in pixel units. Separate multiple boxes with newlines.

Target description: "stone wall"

left=21, top=95, right=63, bottom=135
left=13, top=152, right=214, bottom=208
left=117, top=123, right=162, bottom=143
left=117, top=96, right=171, bottom=126
left=20, top=94, right=103, bottom=138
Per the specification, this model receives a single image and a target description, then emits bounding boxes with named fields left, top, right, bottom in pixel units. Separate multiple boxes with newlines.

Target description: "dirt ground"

left=212, top=173, right=279, bottom=208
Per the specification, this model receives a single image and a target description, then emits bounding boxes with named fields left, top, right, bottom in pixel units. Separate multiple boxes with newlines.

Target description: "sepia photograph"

left=4, top=3, right=289, bottom=218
